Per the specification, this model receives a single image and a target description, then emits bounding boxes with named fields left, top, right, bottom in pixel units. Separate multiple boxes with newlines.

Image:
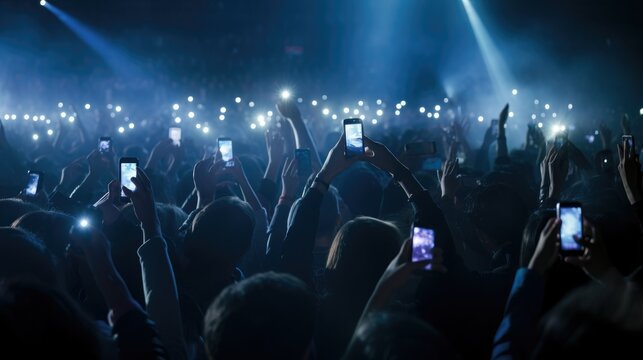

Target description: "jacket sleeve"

left=264, top=202, right=294, bottom=271
left=492, top=268, right=545, bottom=360
left=240, top=207, right=269, bottom=276
left=257, top=178, right=279, bottom=219
left=112, top=308, right=169, bottom=360
left=278, top=187, right=324, bottom=288
left=137, top=236, right=187, bottom=360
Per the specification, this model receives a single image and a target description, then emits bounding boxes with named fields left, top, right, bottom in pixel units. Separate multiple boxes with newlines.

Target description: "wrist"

left=316, top=169, right=334, bottom=184
left=142, top=222, right=162, bottom=240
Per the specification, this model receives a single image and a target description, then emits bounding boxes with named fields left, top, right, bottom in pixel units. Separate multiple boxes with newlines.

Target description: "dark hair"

left=533, top=282, right=643, bottom=359
left=335, top=167, right=383, bottom=218
left=342, top=312, right=459, bottom=360
left=0, top=199, right=40, bottom=227
left=326, top=217, right=401, bottom=294
left=0, top=281, right=100, bottom=359
left=11, top=210, right=76, bottom=260
left=203, top=272, right=316, bottom=360
left=186, top=196, right=255, bottom=269
left=0, top=227, right=57, bottom=286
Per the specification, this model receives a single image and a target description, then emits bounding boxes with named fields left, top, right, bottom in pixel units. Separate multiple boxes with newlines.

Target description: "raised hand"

left=361, top=136, right=404, bottom=176
left=122, top=168, right=161, bottom=238
left=146, top=139, right=176, bottom=173
left=88, top=149, right=116, bottom=179
left=57, top=157, right=88, bottom=194
left=276, top=99, right=302, bottom=120
left=564, top=219, right=617, bottom=281
left=440, top=160, right=459, bottom=200
left=498, top=103, right=509, bottom=138
left=527, top=217, right=561, bottom=274
left=316, top=133, right=363, bottom=184
left=264, top=128, right=286, bottom=182
left=617, top=137, right=642, bottom=204
left=193, top=157, right=226, bottom=208
left=280, top=157, right=302, bottom=200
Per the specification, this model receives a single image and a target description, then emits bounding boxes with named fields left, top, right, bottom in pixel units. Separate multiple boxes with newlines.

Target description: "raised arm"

left=496, top=104, right=510, bottom=163
left=276, top=99, right=322, bottom=170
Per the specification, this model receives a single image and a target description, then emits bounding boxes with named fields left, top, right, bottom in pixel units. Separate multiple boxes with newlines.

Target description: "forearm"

left=496, top=135, right=509, bottom=161
left=288, top=117, right=322, bottom=168
left=239, top=180, right=263, bottom=212
left=265, top=201, right=294, bottom=271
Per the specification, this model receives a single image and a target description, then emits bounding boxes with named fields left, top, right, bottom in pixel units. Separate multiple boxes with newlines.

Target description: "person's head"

left=0, top=281, right=100, bottom=359
left=533, top=282, right=643, bottom=359
left=0, top=199, right=40, bottom=227
left=203, top=272, right=316, bottom=360
left=335, top=167, right=383, bottom=218
left=326, top=217, right=401, bottom=294
left=289, top=180, right=342, bottom=246
left=342, top=312, right=459, bottom=360
left=466, top=184, right=529, bottom=252
left=0, top=227, right=57, bottom=286
left=185, top=196, right=255, bottom=272
left=11, top=210, right=76, bottom=261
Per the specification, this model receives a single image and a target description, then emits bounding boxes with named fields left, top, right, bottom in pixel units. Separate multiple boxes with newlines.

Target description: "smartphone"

left=119, top=157, right=138, bottom=202
left=412, top=226, right=435, bottom=270
left=99, top=137, right=112, bottom=154
left=405, top=141, right=437, bottom=157
left=555, top=132, right=567, bottom=150
left=623, top=135, right=635, bottom=157
left=343, top=118, right=364, bottom=158
left=218, top=137, right=234, bottom=167
left=295, top=149, right=312, bottom=177
left=491, top=119, right=499, bottom=136
left=169, top=127, right=181, bottom=146
left=24, top=171, right=43, bottom=196
left=557, top=202, right=584, bottom=256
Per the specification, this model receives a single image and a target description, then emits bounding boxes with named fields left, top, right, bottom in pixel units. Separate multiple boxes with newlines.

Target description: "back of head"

left=186, top=196, right=255, bottom=270
left=204, top=272, right=316, bottom=360
left=335, top=167, right=383, bottom=218
left=342, top=312, right=459, bottom=360
left=0, top=198, right=40, bottom=227
left=0, top=281, right=100, bottom=358
left=326, top=217, right=401, bottom=294
left=0, top=227, right=57, bottom=286
left=534, top=282, right=643, bottom=359
left=11, top=210, right=75, bottom=260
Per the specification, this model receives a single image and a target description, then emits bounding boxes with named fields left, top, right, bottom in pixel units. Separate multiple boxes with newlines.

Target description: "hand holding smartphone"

left=119, top=157, right=138, bottom=202
left=343, top=118, right=364, bottom=158
left=412, top=226, right=435, bottom=270
left=557, top=202, right=584, bottom=256
left=218, top=137, right=234, bottom=167
left=24, top=171, right=43, bottom=196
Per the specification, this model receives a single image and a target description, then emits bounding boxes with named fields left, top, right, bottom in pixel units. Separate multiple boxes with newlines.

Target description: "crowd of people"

left=1, top=90, right=643, bottom=360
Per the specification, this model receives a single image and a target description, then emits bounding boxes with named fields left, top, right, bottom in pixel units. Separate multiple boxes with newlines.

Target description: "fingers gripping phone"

left=119, top=157, right=138, bottom=202
left=99, top=137, right=112, bottom=154
left=412, top=226, right=435, bottom=270
left=295, top=149, right=312, bottom=177
left=557, top=202, right=584, bottom=256
left=343, top=118, right=364, bottom=158
left=24, top=171, right=43, bottom=196
left=218, top=137, right=234, bottom=167
left=169, top=127, right=181, bottom=146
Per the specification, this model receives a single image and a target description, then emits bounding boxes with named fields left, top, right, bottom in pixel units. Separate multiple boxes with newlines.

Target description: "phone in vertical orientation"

left=119, top=157, right=138, bottom=202
left=99, top=137, right=112, bottom=154
left=555, top=132, right=567, bottom=150
left=557, top=202, right=584, bottom=256
left=295, top=148, right=312, bottom=177
left=623, top=135, right=635, bottom=156
left=412, top=226, right=435, bottom=270
left=343, top=118, right=364, bottom=158
left=169, top=127, right=181, bottom=146
left=218, top=137, right=234, bottom=167
left=24, top=171, right=43, bottom=196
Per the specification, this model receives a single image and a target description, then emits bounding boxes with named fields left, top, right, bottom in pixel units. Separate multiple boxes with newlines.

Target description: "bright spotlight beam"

left=461, top=0, right=513, bottom=101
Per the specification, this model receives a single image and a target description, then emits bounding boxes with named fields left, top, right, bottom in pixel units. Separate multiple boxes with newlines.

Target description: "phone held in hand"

left=218, top=137, right=234, bottom=167
left=99, top=137, right=112, bottom=154
left=295, top=148, right=312, bottom=177
left=412, top=226, right=435, bottom=270
left=343, top=118, right=364, bottom=158
left=24, top=170, right=43, bottom=196
left=405, top=141, right=437, bottom=157
left=169, top=127, right=181, bottom=146
left=119, top=157, right=138, bottom=203
left=557, top=202, right=584, bottom=256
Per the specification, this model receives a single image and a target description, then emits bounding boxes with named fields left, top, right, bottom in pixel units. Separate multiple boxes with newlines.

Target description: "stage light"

left=257, top=115, right=265, bottom=123
left=544, top=104, right=550, bottom=110
left=376, top=109, right=384, bottom=116
left=40, top=0, right=47, bottom=6
left=509, top=112, right=514, bottom=118
left=32, top=133, right=39, bottom=141
left=219, top=115, right=225, bottom=121
left=39, top=115, right=45, bottom=120
left=175, top=117, right=182, bottom=124
left=359, top=115, right=365, bottom=120
left=203, top=126, right=209, bottom=134
left=118, top=126, right=125, bottom=133
left=3, top=114, right=8, bottom=120
left=322, top=108, right=330, bottom=116
left=24, top=114, right=30, bottom=120
left=84, top=103, right=91, bottom=110
left=353, top=109, right=359, bottom=115
left=311, top=100, right=318, bottom=106
left=541, top=113, right=546, bottom=118
left=640, top=108, right=643, bottom=115
left=47, top=129, right=54, bottom=136
left=376, top=99, right=382, bottom=105
left=434, top=105, right=441, bottom=111
left=478, top=116, right=484, bottom=122
left=395, top=104, right=402, bottom=110
left=250, top=123, right=257, bottom=129
left=332, top=114, right=337, bottom=120
left=128, top=122, right=134, bottom=129
left=187, top=96, right=194, bottom=102
left=534, top=99, right=540, bottom=105
left=58, top=102, right=63, bottom=108
left=297, top=98, right=303, bottom=103
left=259, top=120, right=266, bottom=127
left=322, top=95, right=328, bottom=100
left=400, top=100, right=407, bottom=106
left=343, top=107, right=349, bottom=114
left=249, top=101, right=255, bottom=108
left=60, top=111, right=67, bottom=118
left=45, top=119, right=51, bottom=124
left=568, top=104, right=574, bottom=110
left=267, top=111, right=273, bottom=117
left=280, top=90, right=291, bottom=99
left=358, top=100, right=364, bottom=106
left=172, top=104, right=179, bottom=110
left=79, top=218, right=89, bottom=228
left=531, top=114, right=537, bottom=120
left=419, top=107, right=426, bottom=113
left=68, top=116, right=75, bottom=123
left=32, top=117, right=38, bottom=122
left=372, top=119, right=378, bottom=125
left=196, top=123, right=201, bottom=129
left=444, top=98, right=449, bottom=103
left=10, top=114, right=16, bottom=120
left=433, top=112, right=440, bottom=119
left=552, top=124, right=560, bottom=133
left=220, top=107, right=226, bottom=113
left=395, top=110, right=400, bottom=116
left=188, top=111, right=195, bottom=119
left=427, top=112, right=433, bottom=118
left=560, top=125, right=566, bottom=132
left=115, top=105, right=122, bottom=112
left=537, top=122, right=543, bottom=128
left=512, top=89, right=518, bottom=95
left=110, top=112, right=116, bottom=118
left=235, top=97, right=241, bottom=103
left=552, top=113, right=557, bottom=118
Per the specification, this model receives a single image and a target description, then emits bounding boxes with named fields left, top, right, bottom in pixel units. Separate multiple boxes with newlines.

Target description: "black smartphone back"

left=119, top=157, right=138, bottom=202
left=295, top=149, right=312, bottom=177
left=343, top=118, right=364, bottom=158
left=557, top=201, right=584, bottom=256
